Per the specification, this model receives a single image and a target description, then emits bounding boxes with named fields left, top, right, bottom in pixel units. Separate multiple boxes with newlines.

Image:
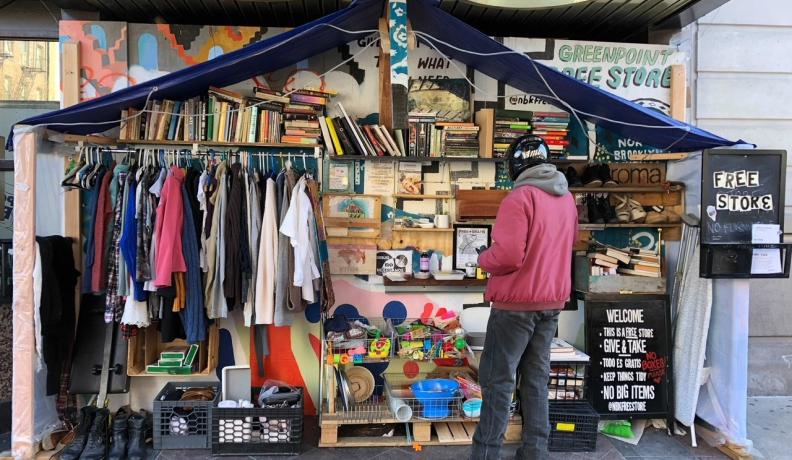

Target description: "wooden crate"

left=127, top=323, right=218, bottom=376
left=319, top=411, right=521, bottom=447
left=455, top=190, right=508, bottom=220
left=574, top=255, right=667, bottom=294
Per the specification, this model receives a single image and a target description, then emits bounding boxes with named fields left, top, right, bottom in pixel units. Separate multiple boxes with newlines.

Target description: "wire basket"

left=384, top=375, right=463, bottom=421
left=548, top=362, right=588, bottom=401
left=325, top=318, right=396, bottom=365
left=393, top=318, right=468, bottom=361
left=153, top=381, right=219, bottom=450
left=331, top=385, right=389, bottom=423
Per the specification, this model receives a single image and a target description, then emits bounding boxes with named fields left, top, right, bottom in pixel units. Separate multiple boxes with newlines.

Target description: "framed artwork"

left=407, top=78, right=472, bottom=122
left=328, top=241, right=377, bottom=275
left=323, top=193, right=382, bottom=227
left=453, top=224, right=491, bottom=270
left=327, top=161, right=351, bottom=192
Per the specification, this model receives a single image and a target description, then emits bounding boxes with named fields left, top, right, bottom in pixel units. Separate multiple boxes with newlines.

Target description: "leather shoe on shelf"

left=566, top=166, right=583, bottom=187
left=599, top=164, right=618, bottom=186
left=587, top=195, right=604, bottom=224
left=576, top=194, right=589, bottom=223
left=582, top=165, right=602, bottom=187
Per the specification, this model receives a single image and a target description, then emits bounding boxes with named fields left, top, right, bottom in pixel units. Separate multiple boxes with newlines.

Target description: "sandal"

left=628, top=197, right=647, bottom=223
left=613, top=195, right=632, bottom=223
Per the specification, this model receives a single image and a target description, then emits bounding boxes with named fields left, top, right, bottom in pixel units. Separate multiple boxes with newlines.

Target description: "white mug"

left=434, top=214, right=450, bottom=229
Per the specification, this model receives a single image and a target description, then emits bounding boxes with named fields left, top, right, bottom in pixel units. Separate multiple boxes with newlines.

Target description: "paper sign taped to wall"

left=751, top=249, right=782, bottom=274
left=752, top=224, right=781, bottom=244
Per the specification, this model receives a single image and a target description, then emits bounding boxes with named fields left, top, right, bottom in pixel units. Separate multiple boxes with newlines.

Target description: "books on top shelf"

left=550, top=339, right=589, bottom=362
left=493, top=109, right=532, bottom=158
left=437, top=122, right=479, bottom=158
left=587, top=244, right=662, bottom=278
left=319, top=102, right=406, bottom=156
left=118, top=86, right=339, bottom=146
left=532, top=111, right=570, bottom=158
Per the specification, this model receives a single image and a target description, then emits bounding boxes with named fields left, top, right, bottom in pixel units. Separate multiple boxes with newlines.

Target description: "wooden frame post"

left=670, top=64, right=686, bottom=122
left=11, top=127, right=37, bottom=459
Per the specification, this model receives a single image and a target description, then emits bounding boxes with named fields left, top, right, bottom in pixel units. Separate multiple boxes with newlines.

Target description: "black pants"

left=471, top=309, right=560, bottom=460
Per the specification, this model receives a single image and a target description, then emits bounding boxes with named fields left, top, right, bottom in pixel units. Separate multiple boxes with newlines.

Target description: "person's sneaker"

left=587, top=195, right=604, bottom=224
left=582, top=165, right=602, bottom=187
left=565, top=166, right=583, bottom=187
left=600, top=164, right=618, bottom=186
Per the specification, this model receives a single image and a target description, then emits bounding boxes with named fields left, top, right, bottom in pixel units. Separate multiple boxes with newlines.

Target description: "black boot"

left=587, top=195, right=604, bottom=224
left=79, top=408, right=109, bottom=459
left=599, top=196, right=620, bottom=224
left=60, top=406, right=97, bottom=460
left=126, top=411, right=148, bottom=460
left=565, top=166, right=582, bottom=187
left=107, top=408, right=129, bottom=460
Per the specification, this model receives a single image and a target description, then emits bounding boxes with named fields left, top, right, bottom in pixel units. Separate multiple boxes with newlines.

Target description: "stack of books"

left=281, top=89, right=334, bottom=145
left=321, top=102, right=403, bottom=156
left=438, top=122, right=479, bottom=157
left=532, top=111, right=570, bottom=157
left=588, top=245, right=662, bottom=278
left=408, top=112, right=438, bottom=157
left=493, top=110, right=532, bottom=158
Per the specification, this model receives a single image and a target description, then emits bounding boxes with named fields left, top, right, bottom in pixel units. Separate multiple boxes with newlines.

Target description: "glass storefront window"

left=0, top=39, right=59, bottom=102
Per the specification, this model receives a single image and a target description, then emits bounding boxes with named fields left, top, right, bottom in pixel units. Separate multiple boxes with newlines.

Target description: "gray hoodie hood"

left=512, top=163, right=569, bottom=196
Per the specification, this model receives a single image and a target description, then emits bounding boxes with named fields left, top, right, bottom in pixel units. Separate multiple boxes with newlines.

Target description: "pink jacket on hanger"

left=154, top=166, right=187, bottom=287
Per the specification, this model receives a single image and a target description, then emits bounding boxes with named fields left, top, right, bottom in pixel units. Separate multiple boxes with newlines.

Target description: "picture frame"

left=323, top=193, right=382, bottom=227
left=453, top=224, right=492, bottom=270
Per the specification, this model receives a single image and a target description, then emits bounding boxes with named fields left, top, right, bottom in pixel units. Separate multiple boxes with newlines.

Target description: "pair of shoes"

left=614, top=195, right=647, bottom=223
left=644, top=205, right=680, bottom=224
left=582, top=164, right=618, bottom=187
left=108, top=408, right=149, bottom=460
left=60, top=406, right=109, bottom=460
left=565, top=167, right=583, bottom=187
left=586, top=195, right=619, bottom=224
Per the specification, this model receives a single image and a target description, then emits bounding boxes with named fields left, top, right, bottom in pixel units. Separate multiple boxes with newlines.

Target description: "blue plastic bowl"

left=410, top=379, right=460, bottom=419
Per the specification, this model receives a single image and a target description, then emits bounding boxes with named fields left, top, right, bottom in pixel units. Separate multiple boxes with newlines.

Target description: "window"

left=0, top=41, right=11, bottom=57
left=0, top=39, right=59, bottom=101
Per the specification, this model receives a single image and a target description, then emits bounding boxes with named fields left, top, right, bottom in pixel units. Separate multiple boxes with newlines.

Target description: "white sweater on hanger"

left=254, top=177, right=278, bottom=325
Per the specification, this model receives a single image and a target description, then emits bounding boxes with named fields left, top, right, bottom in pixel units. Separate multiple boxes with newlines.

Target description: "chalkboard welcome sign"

left=701, top=150, right=786, bottom=244
left=586, top=299, right=671, bottom=418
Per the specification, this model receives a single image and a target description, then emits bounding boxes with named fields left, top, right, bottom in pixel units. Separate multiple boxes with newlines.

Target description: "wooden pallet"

left=319, top=415, right=522, bottom=447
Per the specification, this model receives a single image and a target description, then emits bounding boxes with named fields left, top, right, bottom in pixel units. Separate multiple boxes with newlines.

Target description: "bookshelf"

left=327, top=155, right=506, bottom=163
left=121, top=139, right=317, bottom=150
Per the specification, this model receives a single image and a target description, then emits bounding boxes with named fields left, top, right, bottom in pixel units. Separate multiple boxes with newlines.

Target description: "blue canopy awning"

left=9, top=0, right=744, bottom=152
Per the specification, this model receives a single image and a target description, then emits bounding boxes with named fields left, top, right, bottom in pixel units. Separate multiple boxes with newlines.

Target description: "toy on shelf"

left=395, top=315, right=470, bottom=360
left=368, top=336, right=392, bottom=358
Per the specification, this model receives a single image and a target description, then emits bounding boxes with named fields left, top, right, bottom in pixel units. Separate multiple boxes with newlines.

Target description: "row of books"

left=532, top=111, right=570, bottom=156
left=404, top=113, right=481, bottom=157
left=321, top=102, right=406, bottom=156
left=440, top=122, right=480, bottom=158
left=493, top=110, right=532, bottom=158
left=587, top=245, right=662, bottom=278
left=118, top=86, right=335, bottom=145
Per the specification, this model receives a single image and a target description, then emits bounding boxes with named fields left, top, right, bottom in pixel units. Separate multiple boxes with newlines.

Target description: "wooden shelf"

left=393, top=194, right=453, bottom=199
left=327, top=155, right=505, bottom=163
left=570, top=183, right=685, bottom=193
left=392, top=226, right=453, bottom=232
left=121, top=139, right=316, bottom=149
left=59, top=134, right=316, bottom=149
left=383, top=276, right=487, bottom=293
left=579, top=223, right=682, bottom=230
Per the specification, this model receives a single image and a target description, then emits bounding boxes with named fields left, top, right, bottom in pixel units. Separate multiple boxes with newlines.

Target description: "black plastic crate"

left=153, top=381, right=219, bottom=450
left=548, top=401, right=599, bottom=452
left=212, top=389, right=303, bottom=456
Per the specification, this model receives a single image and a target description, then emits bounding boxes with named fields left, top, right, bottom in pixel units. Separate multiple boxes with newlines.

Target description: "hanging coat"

left=153, top=166, right=187, bottom=287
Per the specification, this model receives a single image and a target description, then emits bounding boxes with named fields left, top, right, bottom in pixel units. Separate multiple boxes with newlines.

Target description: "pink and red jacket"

left=478, top=182, right=578, bottom=311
